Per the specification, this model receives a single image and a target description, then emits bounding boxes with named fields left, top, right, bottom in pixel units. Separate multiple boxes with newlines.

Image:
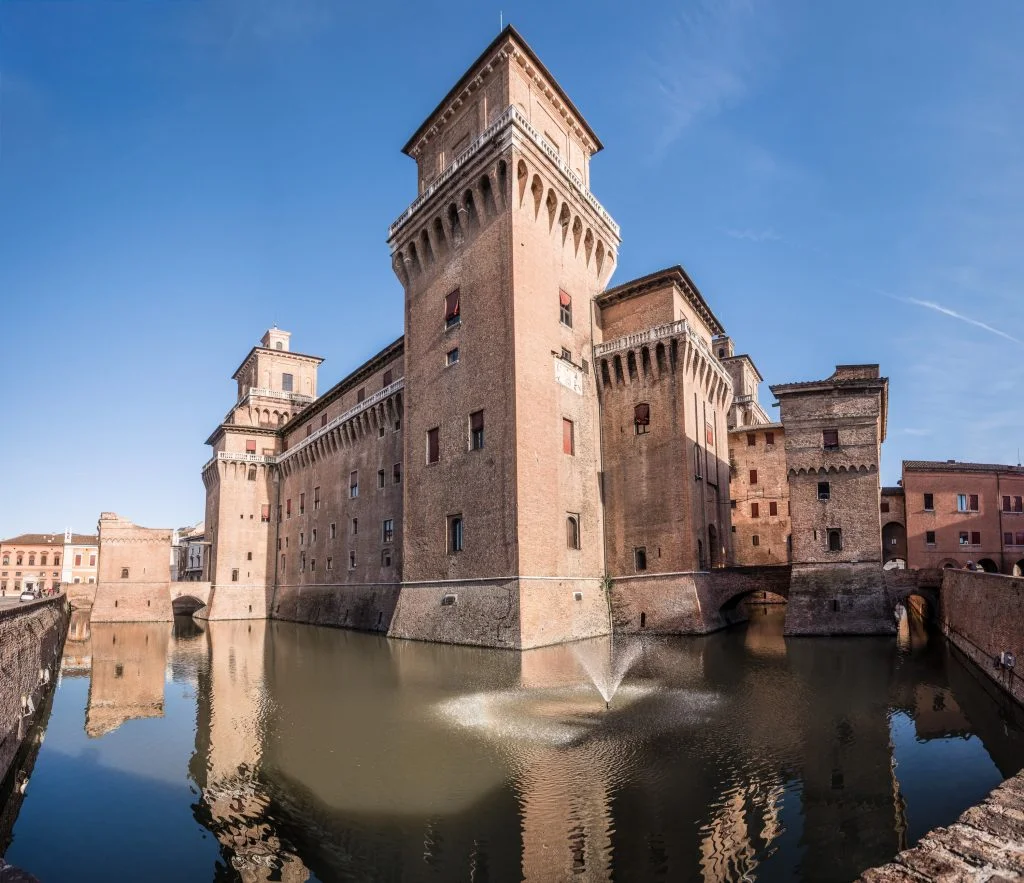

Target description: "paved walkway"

left=861, top=772, right=1024, bottom=881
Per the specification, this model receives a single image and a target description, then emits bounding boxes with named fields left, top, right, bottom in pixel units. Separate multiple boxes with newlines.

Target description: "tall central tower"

left=388, top=26, right=620, bottom=649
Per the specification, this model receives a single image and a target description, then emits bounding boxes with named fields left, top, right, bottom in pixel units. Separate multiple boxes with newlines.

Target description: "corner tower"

left=388, top=27, right=620, bottom=649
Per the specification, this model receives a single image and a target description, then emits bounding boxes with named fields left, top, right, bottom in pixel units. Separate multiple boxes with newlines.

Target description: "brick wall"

left=786, top=562, right=894, bottom=635
left=729, top=426, right=790, bottom=565
left=941, top=570, right=1024, bottom=705
left=0, top=596, right=67, bottom=789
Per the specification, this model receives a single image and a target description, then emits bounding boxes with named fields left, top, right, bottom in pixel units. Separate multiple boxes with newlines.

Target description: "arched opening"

left=172, top=595, right=207, bottom=616
left=463, top=189, right=479, bottom=231
left=627, top=350, right=638, bottom=380
left=572, top=216, right=583, bottom=252
left=419, top=229, right=434, bottom=266
left=1014, top=560, right=1024, bottom=577
left=655, top=342, right=667, bottom=374
left=895, top=590, right=937, bottom=650
left=600, top=359, right=612, bottom=388
left=882, top=521, right=907, bottom=565
left=566, top=516, right=580, bottom=550
left=719, top=588, right=789, bottom=630
left=479, top=174, right=497, bottom=217
left=938, top=558, right=960, bottom=570
left=432, top=217, right=448, bottom=257
left=613, top=355, right=624, bottom=385
left=978, top=558, right=999, bottom=574
left=697, top=539, right=705, bottom=571
left=640, top=346, right=652, bottom=378
left=447, top=202, right=463, bottom=243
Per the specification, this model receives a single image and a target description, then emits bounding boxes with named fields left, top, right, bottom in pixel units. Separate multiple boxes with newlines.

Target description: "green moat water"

left=3, top=605, right=1024, bottom=882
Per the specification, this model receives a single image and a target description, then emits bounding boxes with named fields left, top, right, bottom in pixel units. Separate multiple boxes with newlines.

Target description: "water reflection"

left=6, top=605, right=1024, bottom=882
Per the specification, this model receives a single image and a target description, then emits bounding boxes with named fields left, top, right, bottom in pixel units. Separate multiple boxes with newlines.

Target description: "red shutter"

left=1017, top=532, right=1024, bottom=546
left=705, top=421, right=714, bottom=446
left=634, top=403, right=650, bottom=426
left=445, top=289, right=460, bottom=321
left=769, top=502, right=778, bottom=516
left=563, top=419, right=574, bottom=455
left=245, top=439, right=257, bottom=452
left=750, top=469, right=758, bottom=485
left=971, top=531, right=981, bottom=545
left=1004, top=496, right=1012, bottom=511
left=559, top=289, right=571, bottom=307
left=751, top=503, right=759, bottom=518
left=427, top=428, right=439, bottom=463
left=1016, top=497, right=1023, bottom=512
left=969, top=494, right=979, bottom=511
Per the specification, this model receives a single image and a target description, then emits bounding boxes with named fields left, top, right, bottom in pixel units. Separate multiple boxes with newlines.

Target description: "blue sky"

left=1, top=0, right=1021, bottom=538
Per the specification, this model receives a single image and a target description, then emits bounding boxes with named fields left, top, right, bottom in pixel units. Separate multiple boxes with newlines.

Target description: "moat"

left=3, top=606, right=1024, bottom=882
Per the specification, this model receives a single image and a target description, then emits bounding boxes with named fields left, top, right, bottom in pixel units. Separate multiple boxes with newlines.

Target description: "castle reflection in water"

left=41, top=607, right=1024, bottom=882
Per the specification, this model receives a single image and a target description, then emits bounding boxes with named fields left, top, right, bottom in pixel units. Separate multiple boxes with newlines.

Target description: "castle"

left=199, top=27, right=892, bottom=647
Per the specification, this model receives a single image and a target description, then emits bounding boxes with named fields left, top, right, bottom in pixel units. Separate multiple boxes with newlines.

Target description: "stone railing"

left=388, top=105, right=619, bottom=243
left=593, top=320, right=690, bottom=357
left=201, top=451, right=276, bottom=473
left=732, top=394, right=753, bottom=405
left=242, top=387, right=314, bottom=405
left=276, top=378, right=405, bottom=466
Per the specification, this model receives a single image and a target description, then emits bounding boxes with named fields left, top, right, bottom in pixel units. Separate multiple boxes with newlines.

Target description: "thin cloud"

left=887, top=293, right=1020, bottom=345
left=725, top=227, right=781, bottom=243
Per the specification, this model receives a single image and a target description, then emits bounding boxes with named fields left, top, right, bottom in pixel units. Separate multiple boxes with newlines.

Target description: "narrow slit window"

left=566, top=515, right=580, bottom=550
left=445, top=289, right=461, bottom=328
left=470, top=410, right=484, bottom=450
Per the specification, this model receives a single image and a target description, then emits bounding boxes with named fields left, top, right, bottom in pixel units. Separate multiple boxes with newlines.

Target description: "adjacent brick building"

left=880, top=486, right=906, bottom=567
left=902, top=460, right=1024, bottom=575
left=0, top=534, right=64, bottom=596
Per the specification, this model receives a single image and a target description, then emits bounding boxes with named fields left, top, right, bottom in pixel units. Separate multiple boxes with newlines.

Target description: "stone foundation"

left=90, top=581, right=173, bottom=622
left=196, top=583, right=272, bottom=621
left=784, top=562, right=895, bottom=635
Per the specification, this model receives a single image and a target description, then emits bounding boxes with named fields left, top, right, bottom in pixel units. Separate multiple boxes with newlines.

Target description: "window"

left=752, top=535, right=760, bottom=547
left=567, top=515, right=580, bottom=550
left=470, top=411, right=485, bottom=450
left=1005, top=532, right=1013, bottom=545
left=705, top=421, right=715, bottom=447
left=695, top=444, right=703, bottom=479
left=749, top=469, right=758, bottom=485
left=395, top=418, right=402, bottom=431
left=969, top=494, right=979, bottom=512
left=381, top=549, right=392, bottom=567
left=40, top=553, right=47, bottom=566
left=393, top=463, right=402, bottom=484
left=15, top=555, right=22, bottom=565
left=447, top=348, right=460, bottom=366
left=312, top=528, right=317, bottom=542
left=818, top=481, right=831, bottom=501
left=448, top=515, right=464, bottom=553
left=765, top=431, right=775, bottom=446
left=1, top=556, right=6, bottom=566
left=382, top=519, right=394, bottom=544
left=378, top=424, right=385, bottom=439
left=286, top=498, right=292, bottom=518
left=327, top=556, right=333, bottom=571
left=120, top=567, right=129, bottom=579
left=634, top=547, right=647, bottom=572
left=330, top=523, right=337, bottom=539
left=1016, top=497, right=1024, bottom=513
left=923, top=493, right=934, bottom=511
left=321, top=414, right=328, bottom=427
left=300, top=552, right=306, bottom=571
left=427, top=427, right=440, bottom=464
left=383, top=369, right=393, bottom=387
left=248, top=466, right=257, bottom=481
left=560, top=347, right=572, bottom=362
left=349, top=551, right=356, bottom=569
left=445, top=288, right=461, bottom=328
left=730, top=500, right=737, bottom=509
left=957, top=494, right=968, bottom=512
left=563, top=418, right=575, bottom=455
left=372, top=469, right=382, bottom=490
left=75, top=554, right=82, bottom=567
left=300, top=493, right=305, bottom=514
left=881, top=500, right=890, bottom=513
left=28, top=554, right=35, bottom=566
left=261, top=505, right=270, bottom=523
left=769, top=501, right=778, bottom=517
left=827, top=529, right=842, bottom=552
left=350, top=472, right=359, bottom=498
left=247, top=551, right=253, bottom=561
left=281, top=554, right=286, bottom=569
left=1017, top=532, right=1024, bottom=546
left=971, top=531, right=981, bottom=545
left=351, top=518, right=358, bottom=536
left=959, top=531, right=969, bottom=546
left=245, top=439, right=257, bottom=453
left=314, top=487, right=321, bottom=510
left=751, top=503, right=760, bottom=518
left=282, top=373, right=294, bottom=392
left=634, top=403, right=650, bottom=435
left=746, top=433, right=756, bottom=447
left=55, top=554, right=60, bottom=566
left=926, top=530, right=936, bottom=544
left=357, top=387, right=365, bottom=403
left=310, top=558, right=317, bottom=572
left=300, top=532, right=304, bottom=546
left=559, top=289, right=572, bottom=327
left=823, top=429, right=839, bottom=450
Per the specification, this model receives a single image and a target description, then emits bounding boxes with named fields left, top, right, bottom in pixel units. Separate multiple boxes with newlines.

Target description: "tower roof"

left=401, top=25, right=603, bottom=159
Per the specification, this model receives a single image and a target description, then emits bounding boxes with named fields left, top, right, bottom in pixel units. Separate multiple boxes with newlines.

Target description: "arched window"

left=28, top=553, right=35, bottom=566
left=566, top=515, right=580, bottom=550
left=694, top=443, right=703, bottom=479
left=40, top=553, right=47, bottom=566
left=16, top=554, right=23, bottom=565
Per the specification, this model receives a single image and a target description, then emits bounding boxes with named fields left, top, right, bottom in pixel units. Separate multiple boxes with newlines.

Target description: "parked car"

left=19, top=590, right=36, bottom=602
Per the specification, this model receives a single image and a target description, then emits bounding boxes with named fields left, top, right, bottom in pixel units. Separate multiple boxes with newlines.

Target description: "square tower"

left=388, top=27, right=619, bottom=648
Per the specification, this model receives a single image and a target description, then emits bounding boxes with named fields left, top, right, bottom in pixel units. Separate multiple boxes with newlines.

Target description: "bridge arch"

left=172, top=595, right=207, bottom=615
left=977, top=558, right=999, bottom=574
left=1014, top=560, right=1024, bottom=577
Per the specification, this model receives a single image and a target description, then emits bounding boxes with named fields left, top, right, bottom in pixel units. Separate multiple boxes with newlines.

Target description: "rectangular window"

left=427, top=427, right=440, bottom=464
left=765, top=431, right=775, bottom=446
left=634, top=547, right=647, bottom=572
left=769, top=501, right=778, bottom=517
left=971, top=531, right=981, bottom=545
left=231, top=568, right=239, bottom=582
left=563, top=418, right=575, bottom=455
left=957, top=494, right=968, bottom=512
left=448, top=515, right=464, bottom=553
left=447, top=348, right=460, bottom=366
left=560, top=347, right=572, bottom=362
left=749, top=469, right=758, bottom=485
left=827, top=529, right=842, bottom=552
left=306, top=426, right=313, bottom=438
left=1005, top=496, right=1013, bottom=512
left=923, top=493, right=934, bottom=511
left=245, top=439, right=257, bottom=453
left=926, top=530, right=936, bottom=544
left=321, top=414, right=328, bottom=427
left=357, top=387, right=365, bottom=403
left=89, top=554, right=96, bottom=566
left=1017, top=532, right=1024, bottom=546
left=752, top=535, right=760, bottom=547
left=327, top=556, right=333, bottom=571
left=314, top=487, right=321, bottom=510
left=261, top=504, right=270, bottom=523
left=247, top=466, right=257, bottom=481
left=310, top=558, right=316, bottom=572
left=818, top=481, right=831, bottom=501
left=959, top=531, right=969, bottom=546
left=352, top=518, right=358, bottom=535
left=1005, top=532, right=1014, bottom=546
left=823, top=429, right=839, bottom=449
left=312, top=528, right=317, bottom=542
left=751, top=502, right=760, bottom=518
left=1016, top=497, right=1023, bottom=513
left=381, top=549, right=392, bottom=567
left=746, top=433, right=756, bottom=446
left=470, top=410, right=485, bottom=450
left=382, top=519, right=394, bottom=544
left=634, top=403, right=650, bottom=435
left=349, top=551, right=356, bottom=569
left=300, top=532, right=305, bottom=546
left=277, top=504, right=283, bottom=522
left=445, top=288, right=461, bottom=328
left=330, top=523, right=337, bottom=539
left=969, top=494, right=979, bottom=512
left=282, top=373, right=293, bottom=392
left=559, top=289, right=572, bottom=327
left=75, top=554, right=82, bottom=566
left=378, top=469, right=385, bottom=489
left=350, top=472, right=359, bottom=498
left=378, top=424, right=385, bottom=438
left=247, top=551, right=253, bottom=560
left=393, top=462, right=402, bottom=484
left=881, top=501, right=890, bottom=513
left=300, top=493, right=305, bottom=514
left=383, top=369, right=393, bottom=387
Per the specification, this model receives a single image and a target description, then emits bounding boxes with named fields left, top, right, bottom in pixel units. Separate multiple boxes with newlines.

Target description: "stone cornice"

left=231, top=346, right=324, bottom=382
